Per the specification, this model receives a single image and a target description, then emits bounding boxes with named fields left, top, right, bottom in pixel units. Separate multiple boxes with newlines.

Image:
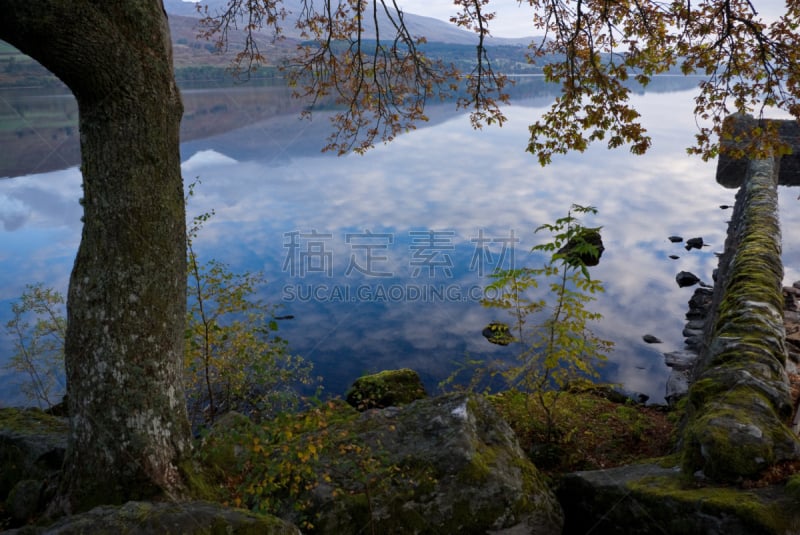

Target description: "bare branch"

left=450, top=0, right=511, bottom=128
left=200, top=0, right=515, bottom=153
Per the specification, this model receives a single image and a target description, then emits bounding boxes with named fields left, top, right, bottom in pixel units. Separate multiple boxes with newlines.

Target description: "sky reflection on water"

left=1, top=86, right=799, bottom=406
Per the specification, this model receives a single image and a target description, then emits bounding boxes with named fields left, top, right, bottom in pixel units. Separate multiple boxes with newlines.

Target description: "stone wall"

left=680, top=156, right=800, bottom=481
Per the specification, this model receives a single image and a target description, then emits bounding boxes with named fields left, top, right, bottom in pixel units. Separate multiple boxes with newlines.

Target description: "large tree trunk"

left=0, top=1, right=191, bottom=513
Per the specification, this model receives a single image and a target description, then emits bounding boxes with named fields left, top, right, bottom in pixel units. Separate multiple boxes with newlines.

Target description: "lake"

left=2, top=78, right=799, bottom=406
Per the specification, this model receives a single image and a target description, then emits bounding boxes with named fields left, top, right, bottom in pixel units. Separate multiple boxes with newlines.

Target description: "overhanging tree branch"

left=201, top=0, right=512, bottom=153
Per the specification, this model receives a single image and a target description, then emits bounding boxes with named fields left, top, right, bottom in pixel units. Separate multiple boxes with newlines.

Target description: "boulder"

left=681, top=326, right=704, bottom=339
left=0, top=408, right=67, bottom=502
left=345, top=368, right=427, bottom=411
left=788, top=318, right=800, bottom=356
left=684, top=335, right=704, bottom=350
left=310, top=394, right=563, bottom=534
left=557, top=463, right=800, bottom=534
left=685, top=319, right=706, bottom=331
left=688, top=287, right=714, bottom=308
left=662, top=340, right=700, bottom=406
left=663, top=350, right=698, bottom=372
left=6, top=479, right=44, bottom=525
left=6, top=500, right=299, bottom=534
left=665, top=369, right=690, bottom=407
left=783, top=285, right=799, bottom=311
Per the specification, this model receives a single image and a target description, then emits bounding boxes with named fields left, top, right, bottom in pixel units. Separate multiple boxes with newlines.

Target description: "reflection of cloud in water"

left=0, top=168, right=81, bottom=301
left=180, top=89, right=747, bottom=402
left=3, top=87, right=800, bottom=405
left=0, top=194, right=29, bottom=230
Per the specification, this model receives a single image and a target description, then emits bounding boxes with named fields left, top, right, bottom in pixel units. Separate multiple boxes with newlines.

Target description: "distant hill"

left=163, top=0, right=546, bottom=80
left=0, top=2, right=543, bottom=89
left=164, top=0, right=540, bottom=46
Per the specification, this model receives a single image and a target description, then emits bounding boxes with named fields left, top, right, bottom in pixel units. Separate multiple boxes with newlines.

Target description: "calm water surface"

left=1, top=82, right=798, bottom=406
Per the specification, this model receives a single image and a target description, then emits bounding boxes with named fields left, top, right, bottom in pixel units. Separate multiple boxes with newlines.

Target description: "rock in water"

left=482, top=321, right=513, bottom=345
left=345, top=368, right=427, bottom=411
left=685, top=237, right=705, bottom=250
left=668, top=236, right=683, bottom=243
left=676, top=271, right=701, bottom=288
left=557, top=228, right=604, bottom=267
left=642, top=334, right=662, bottom=344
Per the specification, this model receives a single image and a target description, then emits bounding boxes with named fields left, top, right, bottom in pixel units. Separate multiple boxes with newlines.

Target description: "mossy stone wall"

left=682, top=157, right=800, bottom=481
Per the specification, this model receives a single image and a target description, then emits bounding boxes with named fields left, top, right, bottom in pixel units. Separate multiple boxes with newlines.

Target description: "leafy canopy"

left=200, top=0, right=799, bottom=161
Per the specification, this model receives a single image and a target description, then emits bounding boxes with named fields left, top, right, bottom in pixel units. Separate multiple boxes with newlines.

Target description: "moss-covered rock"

left=6, top=479, right=44, bottom=525
left=344, top=368, right=427, bottom=411
left=682, top=388, right=800, bottom=480
left=313, top=394, right=563, bottom=534
left=556, top=228, right=604, bottom=267
left=481, top=321, right=513, bottom=346
left=558, top=463, right=800, bottom=534
left=8, top=500, right=299, bottom=534
left=786, top=473, right=800, bottom=500
left=0, top=408, right=67, bottom=502
left=210, top=393, right=563, bottom=534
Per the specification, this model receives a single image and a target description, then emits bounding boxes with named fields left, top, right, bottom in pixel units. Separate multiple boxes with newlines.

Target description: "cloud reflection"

left=0, top=194, right=29, bottom=231
left=1, top=86, right=799, bottom=406
left=177, top=89, right=744, bottom=402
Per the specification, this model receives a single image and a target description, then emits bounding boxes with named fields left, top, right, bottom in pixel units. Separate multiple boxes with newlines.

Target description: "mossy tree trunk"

left=0, top=0, right=191, bottom=513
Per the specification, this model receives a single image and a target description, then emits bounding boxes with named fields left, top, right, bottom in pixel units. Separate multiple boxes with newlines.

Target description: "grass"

left=489, top=388, right=677, bottom=474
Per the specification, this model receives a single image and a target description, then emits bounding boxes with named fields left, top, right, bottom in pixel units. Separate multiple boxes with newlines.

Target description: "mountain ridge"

left=164, top=0, right=540, bottom=46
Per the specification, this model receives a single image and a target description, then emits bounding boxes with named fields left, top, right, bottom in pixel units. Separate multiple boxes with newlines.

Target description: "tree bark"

left=0, top=0, right=191, bottom=513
